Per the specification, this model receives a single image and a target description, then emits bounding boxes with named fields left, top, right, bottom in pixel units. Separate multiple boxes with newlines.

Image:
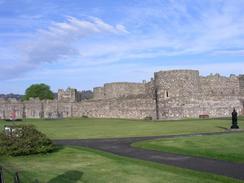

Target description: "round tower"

left=154, top=70, right=200, bottom=99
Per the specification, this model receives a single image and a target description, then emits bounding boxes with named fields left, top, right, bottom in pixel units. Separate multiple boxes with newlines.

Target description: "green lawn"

left=0, top=146, right=242, bottom=183
left=1, top=117, right=243, bottom=182
left=0, top=117, right=243, bottom=139
left=133, top=132, right=244, bottom=163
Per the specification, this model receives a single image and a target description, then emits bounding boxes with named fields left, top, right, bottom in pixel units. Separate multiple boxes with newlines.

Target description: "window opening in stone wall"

left=165, top=90, right=169, bottom=98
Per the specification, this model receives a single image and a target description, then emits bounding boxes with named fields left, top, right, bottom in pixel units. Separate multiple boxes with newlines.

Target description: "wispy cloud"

left=24, top=16, right=128, bottom=64
left=0, top=16, right=128, bottom=80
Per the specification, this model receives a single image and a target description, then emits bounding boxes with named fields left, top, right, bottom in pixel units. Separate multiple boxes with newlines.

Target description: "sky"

left=0, top=0, right=244, bottom=94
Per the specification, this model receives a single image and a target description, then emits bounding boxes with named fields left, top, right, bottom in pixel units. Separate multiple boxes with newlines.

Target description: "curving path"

left=54, top=131, right=244, bottom=181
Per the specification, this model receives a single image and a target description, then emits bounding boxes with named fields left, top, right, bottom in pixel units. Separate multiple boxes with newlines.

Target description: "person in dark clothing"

left=231, top=108, right=239, bottom=129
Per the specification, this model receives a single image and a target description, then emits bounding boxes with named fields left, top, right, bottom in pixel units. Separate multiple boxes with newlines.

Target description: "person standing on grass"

left=231, top=108, right=239, bottom=129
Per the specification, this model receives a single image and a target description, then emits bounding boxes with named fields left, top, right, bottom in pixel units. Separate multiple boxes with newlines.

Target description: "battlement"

left=93, top=82, right=146, bottom=99
left=155, top=69, right=199, bottom=75
left=58, top=87, right=80, bottom=102
left=93, top=70, right=244, bottom=100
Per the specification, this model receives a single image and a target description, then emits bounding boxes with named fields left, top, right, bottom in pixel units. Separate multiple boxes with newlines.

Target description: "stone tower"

left=58, top=88, right=80, bottom=102
left=154, top=70, right=200, bottom=119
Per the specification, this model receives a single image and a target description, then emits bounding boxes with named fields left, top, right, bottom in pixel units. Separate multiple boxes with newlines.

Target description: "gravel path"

left=54, top=131, right=244, bottom=181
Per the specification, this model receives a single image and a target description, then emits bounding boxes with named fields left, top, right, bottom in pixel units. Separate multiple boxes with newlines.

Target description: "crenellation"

left=58, top=88, right=80, bottom=102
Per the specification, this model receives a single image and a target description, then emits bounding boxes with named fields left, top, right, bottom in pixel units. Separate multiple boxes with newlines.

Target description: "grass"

left=1, top=117, right=243, bottom=182
left=133, top=132, right=244, bottom=163
left=0, top=117, right=243, bottom=139
left=0, top=146, right=243, bottom=183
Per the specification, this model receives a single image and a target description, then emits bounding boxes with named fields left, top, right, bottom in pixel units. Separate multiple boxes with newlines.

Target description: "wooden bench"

left=199, top=114, right=209, bottom=119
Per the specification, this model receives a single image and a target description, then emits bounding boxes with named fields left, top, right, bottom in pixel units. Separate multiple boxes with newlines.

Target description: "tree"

left=22, top=83, right=54, bottom=100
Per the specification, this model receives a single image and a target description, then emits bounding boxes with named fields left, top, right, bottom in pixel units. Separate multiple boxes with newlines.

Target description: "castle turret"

left=153, top=70, right=200, bottom=119
left=58, top=88, right=80, bottom=102
left=154, top=70, right=200, bottom=98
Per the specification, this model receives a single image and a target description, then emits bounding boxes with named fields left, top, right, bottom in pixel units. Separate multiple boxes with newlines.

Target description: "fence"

left=0, top=166, right=4, bottom=183
left=0, top=166, right=39, bottom=183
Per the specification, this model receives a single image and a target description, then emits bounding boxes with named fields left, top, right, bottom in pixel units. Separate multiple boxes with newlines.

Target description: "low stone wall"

left=0, top=97, right=156, bottom=120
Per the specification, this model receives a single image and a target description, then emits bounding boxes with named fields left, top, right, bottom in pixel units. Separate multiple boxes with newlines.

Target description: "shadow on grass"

left=48, top=170, right=83, bottom=183
left=51, top=145, right=66, bottom=154
left=216, top=126, right=229, bottom=131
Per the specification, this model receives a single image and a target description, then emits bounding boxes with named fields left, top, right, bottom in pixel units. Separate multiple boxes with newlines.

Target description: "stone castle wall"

left=73, top=97, right=156, bottom=119
left=0, top=69, right=244, bottom=120
left=239, top=75, right=244, bottom=96
left=157, top=96, right=243, bottom=119
left=93, top=87, right=104, bottom=100
left=200, top=74, right=240, bottom=96
left=93, top=82, right=146, bottom=99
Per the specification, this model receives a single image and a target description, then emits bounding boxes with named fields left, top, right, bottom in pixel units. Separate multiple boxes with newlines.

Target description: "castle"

left=1, top=70, right=244, bottom=120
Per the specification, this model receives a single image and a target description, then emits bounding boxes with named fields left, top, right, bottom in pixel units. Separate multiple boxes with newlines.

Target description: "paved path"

left=54, top=131, right=244, bottom=181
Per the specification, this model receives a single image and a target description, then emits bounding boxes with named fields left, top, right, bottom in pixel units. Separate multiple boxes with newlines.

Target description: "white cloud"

left=23, top=16, right=127, bottom=65
left=0, top=16, right=128, bottom=80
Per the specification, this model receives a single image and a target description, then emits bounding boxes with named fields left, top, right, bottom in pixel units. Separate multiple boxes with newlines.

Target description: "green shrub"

left=0, top=125, right=54, bottom=156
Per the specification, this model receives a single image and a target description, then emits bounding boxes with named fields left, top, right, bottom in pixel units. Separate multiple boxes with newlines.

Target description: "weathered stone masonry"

left=0, top=70, right=244, bottom=120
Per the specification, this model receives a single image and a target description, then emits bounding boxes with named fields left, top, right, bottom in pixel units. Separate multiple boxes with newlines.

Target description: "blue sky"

left=0, top=0, right=244, bottom=94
